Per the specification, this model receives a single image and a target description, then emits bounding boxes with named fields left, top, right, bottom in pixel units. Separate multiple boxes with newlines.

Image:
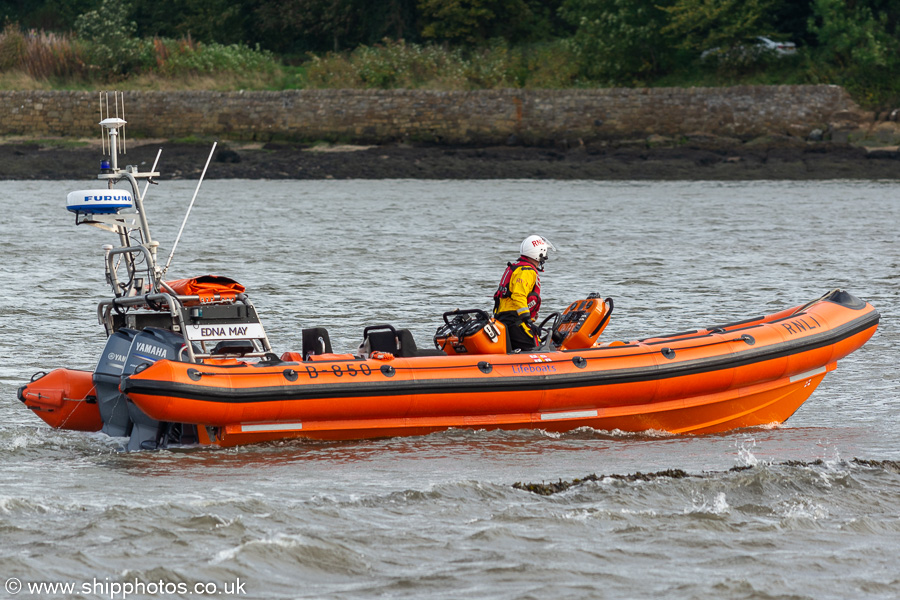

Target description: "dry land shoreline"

left=3, top=87, right=900, bottom=179
left=2, top=136, right=899, bottom=180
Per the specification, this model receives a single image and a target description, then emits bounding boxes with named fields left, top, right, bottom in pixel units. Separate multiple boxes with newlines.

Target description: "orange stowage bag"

left=165, top=275, right=245, bottom=304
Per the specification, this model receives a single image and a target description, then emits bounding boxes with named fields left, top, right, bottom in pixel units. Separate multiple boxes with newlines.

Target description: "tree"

left=0, top=0, right=95, bottom=31
left=808, top=0, right=900, bottom=104
left=253, top=0, right=392, bottom=55
left=418, top=0, right=547, bottom=45
left=769, top=0, right=815, bottom=47
left=809, top=0, right=897, bottom=67
left=131, top=0, right=253, bottom=45
left=560, top=0, right=676, bottom=84
left=75, top=0, right=142, bottom=74
left=364, top=0, right=421, bottom=44
left=659, top=0, right=776, bottom=54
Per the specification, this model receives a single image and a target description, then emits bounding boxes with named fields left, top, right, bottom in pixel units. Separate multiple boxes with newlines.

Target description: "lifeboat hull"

left=18, top=369, right=102, bottom=432
left=120, top=292, right=879, bottom=447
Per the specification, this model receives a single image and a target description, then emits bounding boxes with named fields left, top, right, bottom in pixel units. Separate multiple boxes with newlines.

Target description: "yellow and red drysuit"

left=493, top=258, right=541, bottom=351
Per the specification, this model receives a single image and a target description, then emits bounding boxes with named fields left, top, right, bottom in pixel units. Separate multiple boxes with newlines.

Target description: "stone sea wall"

left=0, top=86, right=867, bottom=145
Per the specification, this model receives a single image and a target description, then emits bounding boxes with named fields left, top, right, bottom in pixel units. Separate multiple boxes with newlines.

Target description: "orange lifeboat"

left=114, top=290, right=879, bottom=448
left=20, top=97, right=880, bottom=451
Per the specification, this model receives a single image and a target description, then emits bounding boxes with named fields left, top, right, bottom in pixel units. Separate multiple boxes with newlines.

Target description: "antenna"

left=99, top=92, right=105, bottom=154
left=141, top=148, right=162, bottom=199
left=86, top=91, right=164, bottom=298
left=116, top=90, right=126, bottom=155
left=99, top=92, right=126, bottom=161
left=162, top=141, right=217, bottom=277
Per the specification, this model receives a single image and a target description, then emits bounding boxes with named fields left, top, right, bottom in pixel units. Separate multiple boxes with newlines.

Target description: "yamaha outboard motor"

left=93, top=327, right=139, bottom=437
left=121, top=328, right=197, bottom=451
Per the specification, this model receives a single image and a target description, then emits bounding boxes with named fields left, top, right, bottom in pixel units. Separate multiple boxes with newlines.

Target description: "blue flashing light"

left=100, top=160, right=111, bottom=170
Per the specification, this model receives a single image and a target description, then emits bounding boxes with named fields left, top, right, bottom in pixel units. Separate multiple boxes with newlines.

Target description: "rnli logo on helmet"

left=531, top=239, right=543, bottom=247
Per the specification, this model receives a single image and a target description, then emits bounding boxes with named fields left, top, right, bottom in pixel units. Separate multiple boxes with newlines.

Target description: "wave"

left=513, top=458, right=900, bottom=496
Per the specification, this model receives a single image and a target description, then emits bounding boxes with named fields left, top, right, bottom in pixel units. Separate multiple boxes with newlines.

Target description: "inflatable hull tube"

left=122, top=295, right=879, bottom=447
left=18, top=369, right=101, bottom=432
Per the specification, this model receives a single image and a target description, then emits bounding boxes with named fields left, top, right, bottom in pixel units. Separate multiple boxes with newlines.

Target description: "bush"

left=307, top=39, right=468, bottom=89
left=0, top=23, right=26, bottom=71
left=506, top=41, right=579, bottom=88
left=23, top=30, right=89, bottom=80
left=0, top=24, right=89, bottom=82
left=303, top=38, right=577, bottom=89
left=0, top=22, right=281, bottom=88
left=560, top=0, right=676, bottom=85
left=148, top=37, right=278, bottom=77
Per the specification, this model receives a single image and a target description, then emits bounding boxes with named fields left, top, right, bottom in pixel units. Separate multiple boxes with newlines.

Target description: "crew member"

left=493, top=235, right=555, bottom=352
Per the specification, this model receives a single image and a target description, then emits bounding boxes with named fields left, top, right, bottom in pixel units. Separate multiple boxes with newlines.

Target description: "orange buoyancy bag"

left=557, top=296, right=613, bottom=350
left=165, top=275, right=246, bottom=304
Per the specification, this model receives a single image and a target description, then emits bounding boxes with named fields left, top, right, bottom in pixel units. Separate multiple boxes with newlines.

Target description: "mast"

left=94, top=91, right=162, bottom=295
left=72, top=92, right=272, bottom=360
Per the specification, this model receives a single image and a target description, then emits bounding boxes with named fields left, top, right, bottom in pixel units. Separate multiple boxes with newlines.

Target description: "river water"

left=1, top=179, right=898, bottom=599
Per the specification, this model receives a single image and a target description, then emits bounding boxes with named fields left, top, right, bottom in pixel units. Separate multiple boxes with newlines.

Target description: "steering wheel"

left=535, top=312, right=561, bottom=345
left=433, top=309, right=491, bottom=349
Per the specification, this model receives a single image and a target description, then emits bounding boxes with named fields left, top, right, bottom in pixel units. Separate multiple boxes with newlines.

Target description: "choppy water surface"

left=1, top=179, right=898, bottom=599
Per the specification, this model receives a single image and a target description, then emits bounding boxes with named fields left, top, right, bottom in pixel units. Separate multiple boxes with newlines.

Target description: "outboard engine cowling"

left=93, top=327, right=139, bottom=437
left=121, top=328, right=195, bottom=451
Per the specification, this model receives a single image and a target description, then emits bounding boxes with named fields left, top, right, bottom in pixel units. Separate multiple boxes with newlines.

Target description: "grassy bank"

left=0, top=25, right=893, bottom=109
left=0, top=31, right=810, bottom=91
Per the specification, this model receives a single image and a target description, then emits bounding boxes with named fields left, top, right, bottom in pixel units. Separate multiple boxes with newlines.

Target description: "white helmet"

left=520, top=235, right=556, bottom=271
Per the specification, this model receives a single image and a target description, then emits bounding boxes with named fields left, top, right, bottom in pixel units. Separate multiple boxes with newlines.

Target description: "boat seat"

left=361, top=325, right=446, bottom=358
left=362, top=328, right=398, bottom=354
left=396, top=329, right=446, bottom=357
left=302, top=327, right=333, bottom=360
left=211, top=339, right=255, bottom=356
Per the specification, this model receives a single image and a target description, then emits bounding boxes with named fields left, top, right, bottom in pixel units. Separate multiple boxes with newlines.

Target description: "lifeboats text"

left=512, top=363, right=557, bottom=374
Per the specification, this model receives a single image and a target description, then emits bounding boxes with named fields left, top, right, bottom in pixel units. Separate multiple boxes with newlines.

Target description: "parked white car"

left=701, top=36, right=797, bottom=60
left=754, top=36, right=797, bottom=55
